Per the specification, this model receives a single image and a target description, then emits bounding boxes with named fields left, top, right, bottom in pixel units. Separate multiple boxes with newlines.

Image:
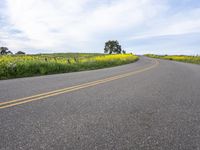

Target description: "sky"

left=0, top=0, right=200, bottom=54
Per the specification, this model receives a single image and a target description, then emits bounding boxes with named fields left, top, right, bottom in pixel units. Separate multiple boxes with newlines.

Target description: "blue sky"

left=0, top=0, right=200, bottom=54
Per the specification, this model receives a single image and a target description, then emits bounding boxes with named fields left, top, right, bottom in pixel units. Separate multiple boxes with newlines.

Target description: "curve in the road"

left=0, top=59, right=159, bottom=109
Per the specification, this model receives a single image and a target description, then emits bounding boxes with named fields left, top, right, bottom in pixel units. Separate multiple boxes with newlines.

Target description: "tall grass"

left=145, top=54, right=200, bottom=64
left=0, top=53, right=139, bottom=80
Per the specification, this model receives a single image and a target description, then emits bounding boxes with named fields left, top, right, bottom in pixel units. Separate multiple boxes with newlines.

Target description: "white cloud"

left=129, top=8, right=200, bottom=40
left=1, top=0, right=166, bottom=52
left=1, top=0, right=199, bottom=54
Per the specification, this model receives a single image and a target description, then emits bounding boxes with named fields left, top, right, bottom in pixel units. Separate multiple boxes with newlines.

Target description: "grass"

left=145, top=54, right=200, bottom=65
left=0, top=53, right=139, bottom=80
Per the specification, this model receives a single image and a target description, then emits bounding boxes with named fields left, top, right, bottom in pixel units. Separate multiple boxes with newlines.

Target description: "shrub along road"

left=0, top=57, right=200, bottom=149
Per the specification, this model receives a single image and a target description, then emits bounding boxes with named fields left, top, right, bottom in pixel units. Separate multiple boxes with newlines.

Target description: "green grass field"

left=0, top=53, right=139, bottom=80
left=145, top=54, right=200, bottom=65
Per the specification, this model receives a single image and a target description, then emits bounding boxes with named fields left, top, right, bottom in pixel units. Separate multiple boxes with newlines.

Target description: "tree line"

left=1, top=40, right=126, bottom=55
left=0, top=47, right=26, bottom=55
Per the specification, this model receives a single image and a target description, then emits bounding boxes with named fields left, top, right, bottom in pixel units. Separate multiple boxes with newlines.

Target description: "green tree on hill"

left=122, top=50, right=126, bottom=54
left=16, top=51, right=26, bottom=55
left=104, top=40, right=123, bottom=54
left=0, top=47, right=13, bottom=55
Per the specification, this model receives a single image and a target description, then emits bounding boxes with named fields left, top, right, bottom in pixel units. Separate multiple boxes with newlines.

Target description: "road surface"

left=0, top=57, right=200, bottom=150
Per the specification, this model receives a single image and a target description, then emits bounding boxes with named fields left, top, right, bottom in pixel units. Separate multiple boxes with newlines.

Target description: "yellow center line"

left=0, top=59, right=159, bottom=109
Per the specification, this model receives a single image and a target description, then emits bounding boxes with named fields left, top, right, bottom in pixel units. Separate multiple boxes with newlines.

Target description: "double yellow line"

left=0, top=59, right=159, bottom=109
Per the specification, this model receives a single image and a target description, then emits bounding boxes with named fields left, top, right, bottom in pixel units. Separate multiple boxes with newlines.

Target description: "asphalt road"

left=0, top=57, right=200, bottom=150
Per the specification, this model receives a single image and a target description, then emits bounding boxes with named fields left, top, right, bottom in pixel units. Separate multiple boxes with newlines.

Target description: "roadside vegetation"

left=0, top=41, right=139, bottom=80
left=0, top=53, right=138, bottom=80
left=145, top=54, right=200, bottom=64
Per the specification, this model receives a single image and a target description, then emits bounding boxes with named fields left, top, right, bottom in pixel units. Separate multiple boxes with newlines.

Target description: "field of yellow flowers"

left=0, top=53, right=139, bottom=79
left=145, top=54, right=200, bottom=64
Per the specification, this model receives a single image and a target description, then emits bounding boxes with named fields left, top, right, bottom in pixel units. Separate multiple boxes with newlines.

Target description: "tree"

left=104, top=40, right=122, bottom=54
left=122, top=50, right=126, bottom=54
left=0, top=47, right=12, bottom=55
left=16, top=51, right=26, bottom=55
